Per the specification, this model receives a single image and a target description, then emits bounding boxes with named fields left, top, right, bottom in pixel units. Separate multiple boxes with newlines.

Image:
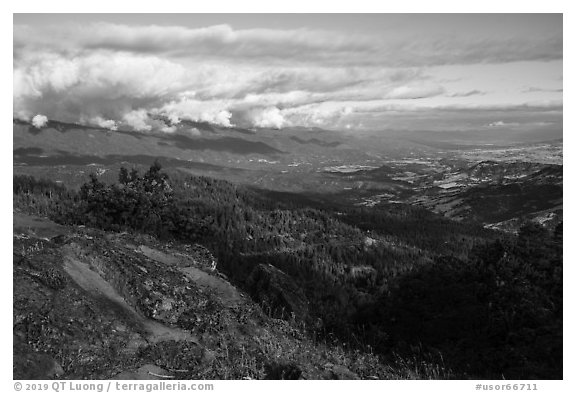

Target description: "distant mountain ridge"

left=466, top=160, right=560, bottom=181
left=13, top=118, right=385, bottom=176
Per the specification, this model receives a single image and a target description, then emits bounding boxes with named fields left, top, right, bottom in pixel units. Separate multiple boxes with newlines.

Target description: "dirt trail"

left=62, top=251, right=195, bottom=345
left=138, top=245, right=244, bottom=307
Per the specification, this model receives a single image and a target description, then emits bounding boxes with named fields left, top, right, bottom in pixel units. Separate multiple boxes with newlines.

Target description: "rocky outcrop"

left=14, top=214, right=393, bottom=380
left=246, top=264, right=309, bottom=321
left=62, top=238, right=205, bottom=326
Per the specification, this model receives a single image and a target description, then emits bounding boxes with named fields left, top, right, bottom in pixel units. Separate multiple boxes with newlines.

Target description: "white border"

left=3, top=3, right=572, bottom=391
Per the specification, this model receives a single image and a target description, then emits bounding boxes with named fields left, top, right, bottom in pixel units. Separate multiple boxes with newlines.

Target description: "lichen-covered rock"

left=63, top=237, right=206, bottom=326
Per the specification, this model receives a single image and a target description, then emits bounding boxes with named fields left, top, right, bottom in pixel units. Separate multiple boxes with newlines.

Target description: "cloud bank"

left=14, top=22, right=562, bottom=67
left=13, top=19, right=563, bottom=132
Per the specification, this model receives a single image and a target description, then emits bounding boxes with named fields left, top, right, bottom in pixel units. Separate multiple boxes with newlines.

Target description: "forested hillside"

left=13, top=162, right=562, bottom=379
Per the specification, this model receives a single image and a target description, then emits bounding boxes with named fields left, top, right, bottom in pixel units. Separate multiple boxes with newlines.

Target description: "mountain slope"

left=413, top=161, right=563, bottom=227
left=14, top=212, right=402, bottom=380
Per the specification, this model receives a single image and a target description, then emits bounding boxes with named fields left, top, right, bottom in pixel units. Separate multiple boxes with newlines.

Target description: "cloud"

left=386, top=85, right=445, bottom=99
left=523, top=86, right=563, bottom=93
left=17, top=49, right=384, bottom=130
left=84, top=116, right=118, bottom=131
left=158, top=99, right=233, bottom=127
left=446, top=89, right=486, bottom=97
left=13, top=23, right=376, bottom=68
left=14, top=22, right=562, bottom=67
left=160, top=125, right=178, bottom=133
left=122, top=109, right=152, bottom=132
left=14, top=52, right=192, bottom=126
left=248, top=107, right=287, bottom=129
left=343, top=101, right=562, bottom=132
left=486, top=121, right=520, bottom=128
left=281, top=104, right=354, bottom=128
left=434, top=101, right=563, bottom=113
left=185, top=127, right=202, bottom=136
left=12, top=20, right=563, bottom=132
left=165, top=113, right=181, bottom=125
left=351, top=100, right=563, bottom=115
left=31, top=114, right=48, bottom=128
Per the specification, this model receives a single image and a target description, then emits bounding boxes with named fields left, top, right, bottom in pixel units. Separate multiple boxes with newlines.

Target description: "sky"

left=13, top=14, right=563, bottom=133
